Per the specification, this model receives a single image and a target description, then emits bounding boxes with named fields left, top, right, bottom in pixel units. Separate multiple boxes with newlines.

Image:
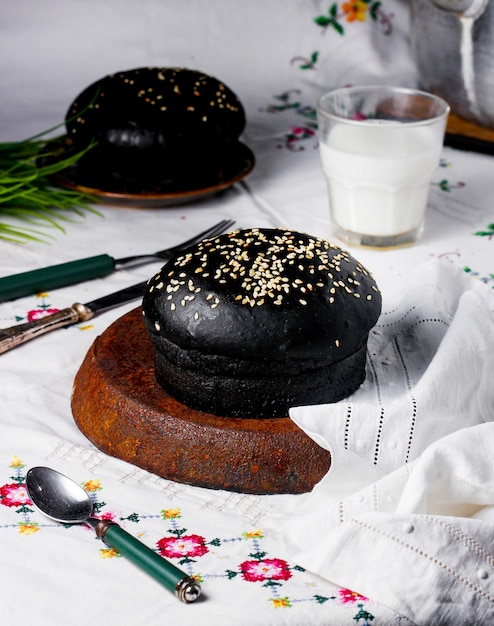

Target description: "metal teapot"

left=411, top=0, right=494, bottom=128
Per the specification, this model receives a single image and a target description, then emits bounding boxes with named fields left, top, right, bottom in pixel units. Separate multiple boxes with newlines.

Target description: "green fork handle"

left=99, top=522, right=201, bottom=603
left=0, top=254, right=114, bottom=301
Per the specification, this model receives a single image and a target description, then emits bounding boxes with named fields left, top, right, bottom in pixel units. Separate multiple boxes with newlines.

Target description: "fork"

left=0, top=219, right=235, bottom=302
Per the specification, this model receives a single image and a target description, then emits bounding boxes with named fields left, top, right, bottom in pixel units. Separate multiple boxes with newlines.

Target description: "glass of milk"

left=317, top=86, right=450, bottom=248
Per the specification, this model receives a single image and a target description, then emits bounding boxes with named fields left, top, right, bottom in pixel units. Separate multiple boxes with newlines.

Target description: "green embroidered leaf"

left=370, top=1, right=382, bottom=21
left=16, top=504, right=35, bottom=515
left=332, top=20, right=344, bottom=35
left=311, top=51, right=319, bottom=64
left=314, top=15, right=332, bottom=27
left=474, top=230, right=494, bottom=237
left=263, top=580, right=283, bottom=588
left=209, top=538, right=222, bottom=547
left=314, top=594, right=332, bottom=604
left=249, top=551, right=267, bottom=560
left=92, top=501, right=106, bottom=514
left=330, top=3, right=338, bottom=17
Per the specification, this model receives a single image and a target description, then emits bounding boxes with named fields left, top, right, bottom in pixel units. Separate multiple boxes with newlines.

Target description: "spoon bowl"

left=27, top=466, right=93, bottom=523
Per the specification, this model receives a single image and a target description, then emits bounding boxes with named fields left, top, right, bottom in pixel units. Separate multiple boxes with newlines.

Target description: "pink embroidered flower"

left=27, top=308, right=59, bottom=322
left=157, top=534, right=209, bottom=559
left=291, top=126, right=316, bottom=140
left=0, top=483, right=32, bottom=508
left=96, top=511, right=117, bottom=522
left=240, top=558, right=292, bottom=583
left=339, top=588, right=368, bottom=604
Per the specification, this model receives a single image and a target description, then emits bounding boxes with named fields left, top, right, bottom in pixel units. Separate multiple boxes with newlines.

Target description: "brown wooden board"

left=71, top=307, right=331, bottom=494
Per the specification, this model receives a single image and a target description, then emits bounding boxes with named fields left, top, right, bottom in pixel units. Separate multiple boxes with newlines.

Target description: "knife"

left=0, top=279, right=147, bottom=355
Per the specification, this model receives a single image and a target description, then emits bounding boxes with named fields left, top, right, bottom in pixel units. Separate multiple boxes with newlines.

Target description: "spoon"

left=26, top=466, right=201, bottom=603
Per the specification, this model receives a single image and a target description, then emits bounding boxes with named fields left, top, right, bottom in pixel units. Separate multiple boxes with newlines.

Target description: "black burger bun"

left=64, top=67, right=248, bottom=192
left=142, top=228, right=382, bottom=418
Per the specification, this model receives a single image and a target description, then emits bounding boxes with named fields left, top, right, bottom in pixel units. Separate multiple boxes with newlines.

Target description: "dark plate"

left=42, top=139, right=255, bottom=208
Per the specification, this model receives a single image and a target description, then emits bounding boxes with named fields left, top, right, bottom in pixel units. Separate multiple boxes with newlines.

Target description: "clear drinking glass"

left=317, top=86, right=450, bottom=248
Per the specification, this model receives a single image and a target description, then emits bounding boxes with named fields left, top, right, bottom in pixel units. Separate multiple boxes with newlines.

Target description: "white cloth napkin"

left=278, top=259, right=494, bottom=624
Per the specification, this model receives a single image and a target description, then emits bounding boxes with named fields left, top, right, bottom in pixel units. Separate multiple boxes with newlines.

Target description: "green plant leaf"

left=0, top=131, right=99, bottom=243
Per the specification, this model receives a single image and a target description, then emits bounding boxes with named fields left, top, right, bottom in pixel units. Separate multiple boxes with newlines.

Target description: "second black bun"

left=64, top=67, right=247, bottom=191
left=142, top=228, right=382, bottom=418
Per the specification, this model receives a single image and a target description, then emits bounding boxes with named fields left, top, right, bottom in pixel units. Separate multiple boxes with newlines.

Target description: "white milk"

left=320, top=123, right=442, bottom=237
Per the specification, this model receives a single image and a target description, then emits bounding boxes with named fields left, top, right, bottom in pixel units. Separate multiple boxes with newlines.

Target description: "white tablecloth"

left=1, top=2, right=493, bottom=624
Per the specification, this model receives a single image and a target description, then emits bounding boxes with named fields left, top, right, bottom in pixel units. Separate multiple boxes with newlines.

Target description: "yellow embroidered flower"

left=270, top=597, right=291, bottom=608
left=18, top=522, right=39, bottom=535
left=342, top=1, right=368, bottom=22
left=78, top=324, right=94, bottom=331
left=10, top=455, right=24, bottom=469
left=100, top=547, right=121, bottom=558
left=161, top=508, right=181, bottom=520
left=243, top=529, right=264, bottom=540
left=35, top=292, right=50, bottom=299
left=82, top=478, right=101, bottom=492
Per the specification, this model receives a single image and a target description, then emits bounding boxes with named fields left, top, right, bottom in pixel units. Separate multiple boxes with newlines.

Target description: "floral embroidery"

left=0, top=291, right=94, bottom=332
left=0, top=456, right=39, bottom=534
left=26, top=292, right=60, bottom=322
left=261, top=91, right=318, bottom=151
left=18, top=522, right=39, bottom=535
left=240, top=557, right=292, bottom=583
left=0, top=482, right=31, bottom=508
left=82, top=478, right=102, bottom=492
left=1, top=459, right=386, bottom=619
left=290, top=51, right=319, bottom=71
left=157, top=534, right=209, bottom=560
left=100, top=547, right=121, bottom=559
left=27, top=307, right=59, bottom=322
left=271, top=596, right=292, bottom=608
left=339, top=588, right=369, bottom=604
left=10, top=455, right=23, bottom=468
left=463, top=266, right=494, bottom=289
left=242, top=529, right=263, bottom=540
left=343, top=1, right=368, bottom=22
left=314, top=2, right=393, bottom=36
left=434, top=179, right=466, bottom=192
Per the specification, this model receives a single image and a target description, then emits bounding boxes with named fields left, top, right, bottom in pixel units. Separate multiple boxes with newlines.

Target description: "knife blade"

left=0, top=279, right=148, bottom=355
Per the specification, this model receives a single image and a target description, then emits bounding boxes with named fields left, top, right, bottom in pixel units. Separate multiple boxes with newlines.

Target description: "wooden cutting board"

left=71, top=307, right=331, bottom=495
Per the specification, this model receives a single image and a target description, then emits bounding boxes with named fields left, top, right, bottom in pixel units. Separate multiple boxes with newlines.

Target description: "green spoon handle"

left=0, top=254, right=115, bottom=301
left=101, top=523, right=201, bottom=603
